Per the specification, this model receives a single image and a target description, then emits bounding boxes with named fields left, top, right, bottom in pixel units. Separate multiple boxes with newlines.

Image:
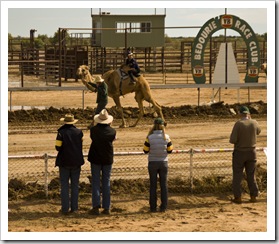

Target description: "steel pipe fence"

left=8, top=148, right=267, bottom=196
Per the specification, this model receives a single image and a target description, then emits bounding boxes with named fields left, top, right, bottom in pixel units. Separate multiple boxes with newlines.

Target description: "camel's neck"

left=82, top=73, right=93, bottom=83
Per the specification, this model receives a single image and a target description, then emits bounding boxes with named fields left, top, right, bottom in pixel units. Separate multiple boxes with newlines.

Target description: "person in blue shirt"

left=125, top=52, right=140, bottom=84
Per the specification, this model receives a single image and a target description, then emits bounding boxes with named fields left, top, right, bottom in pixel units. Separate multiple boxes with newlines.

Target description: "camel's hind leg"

left=153, top=100, right=165, bottom=123
left=112, top=96, right=128, bottom=128
left=145, top=97, right=165, bottom=125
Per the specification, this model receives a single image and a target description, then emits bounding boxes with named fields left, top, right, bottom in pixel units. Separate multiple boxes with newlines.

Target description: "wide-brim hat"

left=60, top=114, right=78, bottom=124
left=95, top=75, right=104, bottom=83
left=94, top=109, right=113, bottom=124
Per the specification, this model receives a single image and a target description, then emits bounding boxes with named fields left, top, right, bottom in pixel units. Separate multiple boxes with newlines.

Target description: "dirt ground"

left=6, top=75, right=272, bottom=239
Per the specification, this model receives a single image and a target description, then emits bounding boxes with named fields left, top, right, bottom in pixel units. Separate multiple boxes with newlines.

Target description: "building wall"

left=92, top=14, right=165, bottom=47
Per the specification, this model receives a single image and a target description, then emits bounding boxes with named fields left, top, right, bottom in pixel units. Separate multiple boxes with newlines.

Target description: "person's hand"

left=82, top=79, right=88, bottom=85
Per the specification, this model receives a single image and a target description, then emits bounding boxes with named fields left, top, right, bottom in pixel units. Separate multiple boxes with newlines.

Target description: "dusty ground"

left=6, top=74, right=272, bottom=239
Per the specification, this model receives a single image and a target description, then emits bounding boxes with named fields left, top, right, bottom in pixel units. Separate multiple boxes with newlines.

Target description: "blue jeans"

left=59, top=166, right=81, bottom=213
left=90, top=163, right=112, bottom=210
left=148, top=161, right=168, bottom=211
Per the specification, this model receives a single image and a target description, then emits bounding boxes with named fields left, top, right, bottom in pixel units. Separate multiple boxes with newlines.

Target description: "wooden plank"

left=8, top=83, right=267, bottom=92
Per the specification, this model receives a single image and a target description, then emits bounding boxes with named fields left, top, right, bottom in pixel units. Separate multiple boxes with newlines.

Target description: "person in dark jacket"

left=125, top=52, right=140, bottom=84
left=87, top=75, right=108, bottom=128
left=88, top=75, right=108, bottom=114
left=143, top=118, right=173, bottom=212
left=229, top=106, right=261, bottom=204
left=55, top=114, right=84, bottom=215
left=88, top=109, right=116, bottom=215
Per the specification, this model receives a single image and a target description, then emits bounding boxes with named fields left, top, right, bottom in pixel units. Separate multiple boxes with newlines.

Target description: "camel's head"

left=76, top=65, right=90, bottom=77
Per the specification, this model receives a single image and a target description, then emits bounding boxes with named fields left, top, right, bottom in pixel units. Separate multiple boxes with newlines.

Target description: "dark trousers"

left=232, top=149, right=259, bottom=198
left=148, top=161, right=168, bottom=211
left=89, top=101, right=107, bottom=127
left=96, top=101, right=107, bottom=114
left=128, top=70, right=135, bottom=81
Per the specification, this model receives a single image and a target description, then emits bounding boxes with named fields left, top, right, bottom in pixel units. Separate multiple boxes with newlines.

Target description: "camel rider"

left=125, top=52, right=140, bottom=84
left=87, top=75, right=108, bottom=128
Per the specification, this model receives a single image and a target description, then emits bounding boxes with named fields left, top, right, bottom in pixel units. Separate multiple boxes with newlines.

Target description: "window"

left=116, top=22, right=151, bottom=33
left=141, top=22, right=151, bottom=32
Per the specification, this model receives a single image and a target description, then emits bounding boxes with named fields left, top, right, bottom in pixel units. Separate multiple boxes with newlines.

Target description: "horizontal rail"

left=8, top=147, right=267, bottom=159
left=8, top=83, right=267, bottom=92
left=8, top=60, right=59, bottom=64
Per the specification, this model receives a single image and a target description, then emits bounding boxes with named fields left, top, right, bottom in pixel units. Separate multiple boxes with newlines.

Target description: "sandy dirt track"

left=6, top=75, right=273, bottom=239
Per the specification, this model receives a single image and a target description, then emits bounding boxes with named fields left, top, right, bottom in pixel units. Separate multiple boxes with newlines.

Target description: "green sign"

left=191, top=14, right=260, bottom=84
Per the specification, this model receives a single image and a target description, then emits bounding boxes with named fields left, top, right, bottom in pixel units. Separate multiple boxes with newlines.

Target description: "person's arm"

left=229, top=123, right=238, bottom=144
left=167, top=139, right=173, bottom=153
left=143, top=137, right=150, bottom=154
left=255, top=121, right=261, bottom=135
left=55, top=132, right=63, bottom=151
left=87, top=82, right=97, bottom=92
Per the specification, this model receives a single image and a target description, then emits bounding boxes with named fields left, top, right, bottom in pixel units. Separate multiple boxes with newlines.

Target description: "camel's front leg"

left=113, top=96, right=128, bottom=128
left=130, top=93, right=144, bottom=127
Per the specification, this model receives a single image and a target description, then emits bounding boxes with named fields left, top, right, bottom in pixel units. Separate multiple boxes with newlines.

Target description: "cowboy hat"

left=94, top=109, right=113, bottom=124
left=95, top=75, right=104, bottom=83
left=60, top=114, right=78, bottom=124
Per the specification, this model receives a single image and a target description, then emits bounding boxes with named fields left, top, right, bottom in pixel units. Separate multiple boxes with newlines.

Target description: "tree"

left=51, top=30, right=70, bottom=45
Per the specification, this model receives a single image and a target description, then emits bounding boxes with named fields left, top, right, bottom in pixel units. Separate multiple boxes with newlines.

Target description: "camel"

left=76, top=65, right=165, bottom=128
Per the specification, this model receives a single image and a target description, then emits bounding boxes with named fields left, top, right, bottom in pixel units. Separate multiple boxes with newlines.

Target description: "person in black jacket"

left=88, top=109, right=116, bottom=215
left=55, top=114, right=84, bottom=215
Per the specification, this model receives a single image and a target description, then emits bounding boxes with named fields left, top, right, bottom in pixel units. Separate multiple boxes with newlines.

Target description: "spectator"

left=55, top=114, right=84, bottom=215
left=229, top=106, right=261, bottom=204
left=88, top=109, right=116, bottom=215
left=125, top=52, right=140, bottom=84
left=87, top=75, right=108, bottom=128
left=143, top=118, right=173, bottom=212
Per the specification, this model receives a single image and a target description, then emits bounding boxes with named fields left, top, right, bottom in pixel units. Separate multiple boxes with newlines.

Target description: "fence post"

left=10, top=91, right=12, bottom=111
left=189, top=148, right=194, bottom=193
left=82, top=90, right=85, bottom=110
left=44, top=153, right=49, bottom=198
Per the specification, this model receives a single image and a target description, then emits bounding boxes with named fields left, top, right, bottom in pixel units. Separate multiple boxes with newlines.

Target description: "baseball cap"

left=154, top=117, right=164, bottom=125
left=239, top=106, right=250, bottom=114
